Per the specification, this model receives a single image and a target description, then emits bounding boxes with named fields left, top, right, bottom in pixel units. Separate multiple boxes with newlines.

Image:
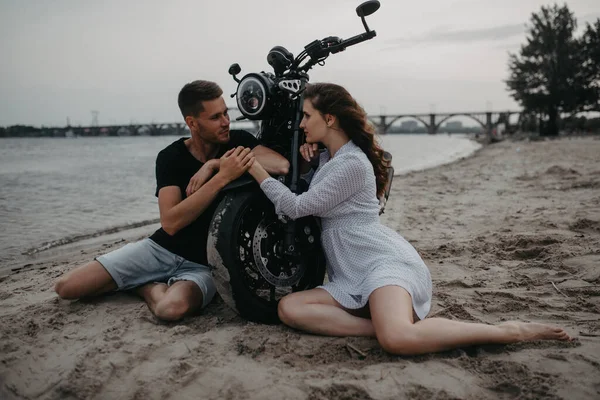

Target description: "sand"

left=1, top=136, right=599, bottom=400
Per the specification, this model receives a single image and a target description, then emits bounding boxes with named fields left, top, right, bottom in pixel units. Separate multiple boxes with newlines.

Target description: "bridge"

left=46, top=108, right=260, bottom=137
left=368, top=111, right=523, bottom=135
left=25, top=108, right=523, bottom=137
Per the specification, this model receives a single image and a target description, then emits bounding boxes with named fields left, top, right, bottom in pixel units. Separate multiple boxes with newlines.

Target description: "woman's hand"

left=300, top=143, right=319, bottom=165
left=186, top=159, right=220, bottom=196
left=248, top=158, right=270, bottom=184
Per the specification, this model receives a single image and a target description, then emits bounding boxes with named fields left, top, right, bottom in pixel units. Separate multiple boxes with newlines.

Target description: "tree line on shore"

left=507, top=4, right=600, bottom=136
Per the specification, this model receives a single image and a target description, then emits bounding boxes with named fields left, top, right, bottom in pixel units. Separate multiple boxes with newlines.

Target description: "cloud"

left=384, top=23, right=526, bottom=50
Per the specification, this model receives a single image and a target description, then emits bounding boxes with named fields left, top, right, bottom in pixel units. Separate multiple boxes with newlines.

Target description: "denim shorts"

left=96, top=238, right=216, bottom=308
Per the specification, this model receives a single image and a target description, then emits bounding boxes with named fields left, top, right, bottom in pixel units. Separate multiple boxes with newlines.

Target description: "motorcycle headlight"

left=236, top=73, right=274, bottom=120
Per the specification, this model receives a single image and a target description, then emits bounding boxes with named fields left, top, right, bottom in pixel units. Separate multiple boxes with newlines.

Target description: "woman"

left=247, top=83, right=570, bottom=355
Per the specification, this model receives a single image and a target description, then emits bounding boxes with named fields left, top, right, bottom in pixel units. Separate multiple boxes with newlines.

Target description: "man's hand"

left=217, top=146, right=255, bottom=182
left=186, top=159, right=219, bottom=197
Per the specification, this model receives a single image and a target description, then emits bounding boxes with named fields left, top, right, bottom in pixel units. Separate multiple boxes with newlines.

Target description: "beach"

left=1, top=136, right=599, bottom=399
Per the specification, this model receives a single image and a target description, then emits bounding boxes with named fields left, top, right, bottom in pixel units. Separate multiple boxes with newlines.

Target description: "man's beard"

left=197, top=127, right=230, bottom=144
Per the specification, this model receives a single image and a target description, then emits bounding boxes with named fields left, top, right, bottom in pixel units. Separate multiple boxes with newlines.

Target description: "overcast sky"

left=1, top=0, right=599, bottom=127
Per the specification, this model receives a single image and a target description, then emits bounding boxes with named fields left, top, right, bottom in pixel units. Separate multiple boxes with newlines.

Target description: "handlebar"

left=296, top=29, right=377, bottom=72
left=330, top=30, right=377, bottom=54
left=283, top=1, right=380, bottom=74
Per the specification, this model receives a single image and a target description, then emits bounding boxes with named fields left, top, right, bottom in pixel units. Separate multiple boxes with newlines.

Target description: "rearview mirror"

left=356, top=0, right=380, bottom=17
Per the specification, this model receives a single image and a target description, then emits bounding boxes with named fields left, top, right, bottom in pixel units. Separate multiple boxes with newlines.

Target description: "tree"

left=506, top=4, right=581, bottom=136
left=580, top=19, right=600, bottom=111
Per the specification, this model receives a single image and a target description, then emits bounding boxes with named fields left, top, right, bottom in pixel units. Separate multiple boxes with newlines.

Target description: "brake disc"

left=252, top=218, right=305, bottom=287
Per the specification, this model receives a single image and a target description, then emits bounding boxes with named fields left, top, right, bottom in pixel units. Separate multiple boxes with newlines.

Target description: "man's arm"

left=252, top=145, right=289, bottom=175
left=158, top=175, right=229, bottom=236
left=159, top=147, right=254, bottom=236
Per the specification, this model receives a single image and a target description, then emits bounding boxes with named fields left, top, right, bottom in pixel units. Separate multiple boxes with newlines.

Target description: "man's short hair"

left=178, top=80, right=223, bottom=118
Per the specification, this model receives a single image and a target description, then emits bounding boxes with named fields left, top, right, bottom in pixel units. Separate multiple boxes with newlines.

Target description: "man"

left=54, top=80, right=289, bottom=321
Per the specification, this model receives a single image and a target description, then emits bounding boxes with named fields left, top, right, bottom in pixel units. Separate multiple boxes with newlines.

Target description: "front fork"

left=283, top=83, right=306, bottom=255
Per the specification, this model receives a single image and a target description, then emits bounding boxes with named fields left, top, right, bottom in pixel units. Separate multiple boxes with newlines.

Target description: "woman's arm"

left=249, top=155, right=366, bottom=219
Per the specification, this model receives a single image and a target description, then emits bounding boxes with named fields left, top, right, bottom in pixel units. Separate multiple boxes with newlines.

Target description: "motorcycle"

left=207, top=0, right=393, bottom=324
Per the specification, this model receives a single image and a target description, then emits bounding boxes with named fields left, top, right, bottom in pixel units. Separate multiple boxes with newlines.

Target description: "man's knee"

left=154, top=297, right=192, bottom=321
left=54, top=261, right=116, bottom=300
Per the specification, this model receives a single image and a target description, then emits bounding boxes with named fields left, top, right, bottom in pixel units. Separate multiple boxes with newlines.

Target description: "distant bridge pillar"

left=485, top=112, right=493, bottom=136
left=376, top=115, right=387, bottom=135
left=174, top=123, right=185, bottom=135
left=107, top=127, right=120, bottom=136
left=428, top=114, right=436, bottom=134
left=149, top=124, right=160, bottom=136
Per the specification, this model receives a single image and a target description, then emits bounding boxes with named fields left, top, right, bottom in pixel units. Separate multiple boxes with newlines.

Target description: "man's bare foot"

left=500, top=321, right=571, bottom=343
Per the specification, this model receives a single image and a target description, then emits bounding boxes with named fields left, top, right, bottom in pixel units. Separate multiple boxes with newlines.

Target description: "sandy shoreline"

left=1, top=137, right=599, bottom=399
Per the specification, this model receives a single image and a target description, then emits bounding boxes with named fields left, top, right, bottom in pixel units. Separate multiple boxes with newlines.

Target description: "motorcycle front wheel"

left=207, top=189, right=326, bottom=324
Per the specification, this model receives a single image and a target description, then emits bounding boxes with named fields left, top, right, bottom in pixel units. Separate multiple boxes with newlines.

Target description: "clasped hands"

left=186, top=143, right=320, bottom=195
left=185, top=146, right=255, bottom=196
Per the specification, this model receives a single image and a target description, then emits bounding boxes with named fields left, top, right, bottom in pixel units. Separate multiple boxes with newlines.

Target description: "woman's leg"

left=369, top=285, right=571, bottom=355
left=278, top=288, right=375, bottom=336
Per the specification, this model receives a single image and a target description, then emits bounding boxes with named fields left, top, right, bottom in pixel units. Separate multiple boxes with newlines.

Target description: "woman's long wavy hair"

left=303, top=83, right=389, bottom=198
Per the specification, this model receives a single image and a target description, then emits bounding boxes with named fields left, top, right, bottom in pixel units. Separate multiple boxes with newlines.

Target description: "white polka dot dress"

left=259, top=141, right=432, bottom=320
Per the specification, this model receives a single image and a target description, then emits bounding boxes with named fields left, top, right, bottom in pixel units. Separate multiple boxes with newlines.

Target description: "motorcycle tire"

left=207, top=189, right=326, bottom=324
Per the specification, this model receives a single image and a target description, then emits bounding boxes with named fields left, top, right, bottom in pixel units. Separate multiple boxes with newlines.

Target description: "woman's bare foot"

left=500, top=321, right=571, bottom=343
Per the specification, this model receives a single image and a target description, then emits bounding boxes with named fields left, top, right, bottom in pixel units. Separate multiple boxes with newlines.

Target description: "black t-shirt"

left=149, top=130, right=259, bottom=264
